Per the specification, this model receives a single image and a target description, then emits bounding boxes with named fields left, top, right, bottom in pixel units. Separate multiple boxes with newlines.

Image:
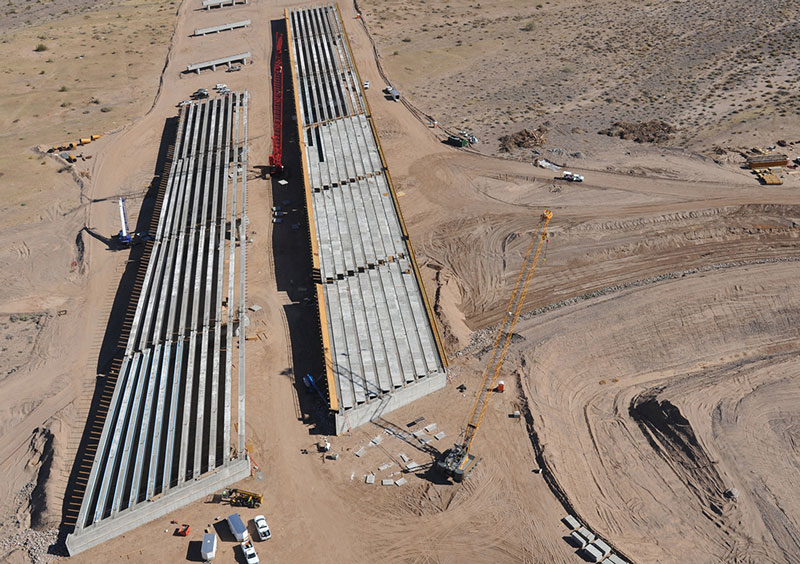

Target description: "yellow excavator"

left=437, top=210, right=552, bottom=482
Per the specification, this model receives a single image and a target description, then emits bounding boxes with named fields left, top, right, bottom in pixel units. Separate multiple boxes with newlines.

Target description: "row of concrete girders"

left=288, top=5, right=445, bottom=413
left=309, top=115, right=404, bottom=280
left=289, top=5, right=365, bottom=126
left=74, top=92, right=249, bottom=532
left=202, top=0, right=247, bottom=10
left=186, top=52, right=251, bottom=74
left=193, top=19, right=252, bottom=37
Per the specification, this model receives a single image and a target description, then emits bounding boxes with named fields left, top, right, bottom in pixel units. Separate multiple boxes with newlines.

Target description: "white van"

left=227, top=513, right=249, bottom=542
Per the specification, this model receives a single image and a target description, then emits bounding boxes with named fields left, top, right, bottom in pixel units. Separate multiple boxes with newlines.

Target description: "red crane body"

left=269, top=32, right=284, bottom=174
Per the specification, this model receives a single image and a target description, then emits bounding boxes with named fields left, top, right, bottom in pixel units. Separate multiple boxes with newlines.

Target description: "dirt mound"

left=598, top=120, right=675, bottom=143
left=26, top=427, right=56, bottom=530
left=498, top=126, right=548, bottom=152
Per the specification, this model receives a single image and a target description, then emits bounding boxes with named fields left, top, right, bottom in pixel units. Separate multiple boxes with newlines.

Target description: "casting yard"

left=1, top=0, right=799, bottom=563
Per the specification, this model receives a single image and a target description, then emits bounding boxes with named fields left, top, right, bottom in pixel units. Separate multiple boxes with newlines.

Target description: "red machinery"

left=269, top=31, right=284, bottom=175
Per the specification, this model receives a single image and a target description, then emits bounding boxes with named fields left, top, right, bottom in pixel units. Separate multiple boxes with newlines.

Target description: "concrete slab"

left=354, top=447, right=366, bottom=457
left=395, top=478, right=407, bottom=486
left=593, top=539, right=611, bottom=556
left=576, top=527, right=596, bottom=543
left=433, top=431, right=446, bottom=440
left=583, top=544, right=604, bottom=563
left=424, top=423, right=437, bottom=433
left=377, top=462, right=393, bottom=471
left=365, top=474, right=375, bottom=484
left=381, top=479, right=394, bottom=486
left=399, top=452, right=409, bottom=463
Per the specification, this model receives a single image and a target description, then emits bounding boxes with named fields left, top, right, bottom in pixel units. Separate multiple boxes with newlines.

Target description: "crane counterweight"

left=437, top=210, right=552, bottom=482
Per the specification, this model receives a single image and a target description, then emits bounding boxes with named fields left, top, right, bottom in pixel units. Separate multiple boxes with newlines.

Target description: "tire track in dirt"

left=506, top=263, right=800, bottom=562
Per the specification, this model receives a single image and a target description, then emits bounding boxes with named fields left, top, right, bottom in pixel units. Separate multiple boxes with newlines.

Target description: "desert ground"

left=1, top=0, right=799, bottom=563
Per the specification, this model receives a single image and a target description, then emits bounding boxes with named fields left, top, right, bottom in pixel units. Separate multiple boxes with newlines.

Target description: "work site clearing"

left=1, top=0, right=799, bottom=562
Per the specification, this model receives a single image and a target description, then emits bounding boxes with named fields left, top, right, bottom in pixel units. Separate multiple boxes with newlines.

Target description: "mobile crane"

left=437, top=210, right=552, bottom=482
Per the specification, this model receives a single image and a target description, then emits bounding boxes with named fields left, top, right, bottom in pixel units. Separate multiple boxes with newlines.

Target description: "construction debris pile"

left=598, top=120, right=675, bottom=144
left=498, top=126, right=548, bottom=152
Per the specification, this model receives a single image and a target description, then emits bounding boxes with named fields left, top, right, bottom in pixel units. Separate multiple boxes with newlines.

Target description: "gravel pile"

left=498, top=126, right=548, bottom=152
left=0, top=527, right=60, bottom=563
left=598, top=120, right=675, bottom=143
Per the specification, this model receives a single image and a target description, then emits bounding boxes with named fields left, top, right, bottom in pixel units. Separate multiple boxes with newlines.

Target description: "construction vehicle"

left=269, top=31, right=284, bottom=175
left=447, top=135, right=468, bottom=148
left=117, top=197, right=132, bottom=245
left=175, top=523, right=191, bottom=536
left=221, top=488, right=263, bottom=508
left=437, top=210, right=552, bottom=482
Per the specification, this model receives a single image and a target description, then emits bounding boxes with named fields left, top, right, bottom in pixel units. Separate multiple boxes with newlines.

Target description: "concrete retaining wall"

left=66, top=457, right=251, bottom=556
left=335, top=371, right=447, bottom=433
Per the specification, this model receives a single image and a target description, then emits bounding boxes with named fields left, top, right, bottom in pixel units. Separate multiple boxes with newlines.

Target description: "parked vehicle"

left=561, top=171, right=584, bottom=182
left=254, top=515, right=271, bottom=541
left=241, top=539, right=259, bottom=564
left=227, top=513, right=249, bottom=542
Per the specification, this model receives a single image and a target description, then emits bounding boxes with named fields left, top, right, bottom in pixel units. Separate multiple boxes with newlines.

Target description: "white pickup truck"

left=241, top=539, right=260, bottom=564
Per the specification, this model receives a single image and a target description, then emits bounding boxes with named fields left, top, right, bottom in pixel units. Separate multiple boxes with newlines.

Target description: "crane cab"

left=437, top=444, right=481, bottom=482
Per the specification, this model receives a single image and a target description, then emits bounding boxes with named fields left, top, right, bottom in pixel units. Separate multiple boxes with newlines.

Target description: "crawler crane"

left=437, top=210, right=552, bottom=482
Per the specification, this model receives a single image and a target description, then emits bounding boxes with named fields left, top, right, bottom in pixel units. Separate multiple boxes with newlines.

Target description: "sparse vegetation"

left=34, top=43, right=48, bottom=52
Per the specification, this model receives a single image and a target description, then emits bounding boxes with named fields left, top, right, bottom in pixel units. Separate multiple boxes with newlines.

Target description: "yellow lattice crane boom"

left=437, top=210, right=552, bottom=482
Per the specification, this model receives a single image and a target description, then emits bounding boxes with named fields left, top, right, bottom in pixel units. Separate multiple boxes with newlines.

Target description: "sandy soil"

left=358, top=0, right=800, bottom=156
left=513, top=262, right=800, bottom=563
left=2, top=0, right=800, bottom=563
left=0, top=0, right=177, bottom=560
